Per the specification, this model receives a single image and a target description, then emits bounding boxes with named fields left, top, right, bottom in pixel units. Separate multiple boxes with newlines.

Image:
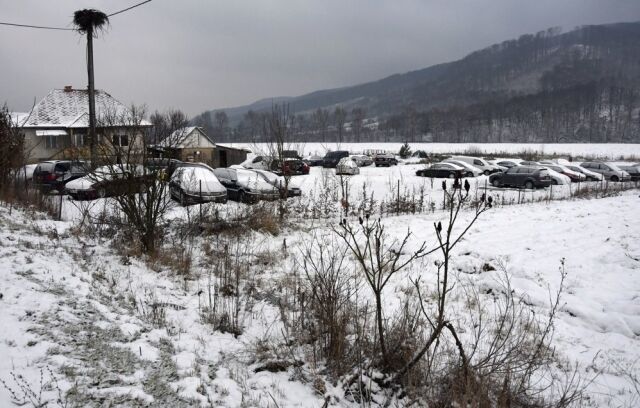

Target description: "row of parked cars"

left=16, top=158, right=301, bottom=205
left=416, top=155, right=640, bottom=189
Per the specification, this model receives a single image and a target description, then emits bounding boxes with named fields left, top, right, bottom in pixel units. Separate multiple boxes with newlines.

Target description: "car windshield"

left=256, top=171, right=278, bottom=184
left=236, top=170, right=261, bottom=183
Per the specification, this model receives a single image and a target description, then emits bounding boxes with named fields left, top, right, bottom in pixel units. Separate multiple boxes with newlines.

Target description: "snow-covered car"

left=443, top=159, right=483, bottom=177
left=65, top=164, right=152, bottom=200
left=350, top=154, right=373, bottom=167
left=213, top=168, right=280, bottom=203
left=563, top=164, right=603, bottom=181
left=336, top=157, right=360, bottom=175
left=450, top=156, right=501, bottom=175
left=539, top=162, right=587, bottom=182
left=251, top=169, right=301, bottom=197
left=169, top=165, right=227, bottom=205
left=580, top=162, right=630, bottom=182
left=544, top=168, right=571, bottom=185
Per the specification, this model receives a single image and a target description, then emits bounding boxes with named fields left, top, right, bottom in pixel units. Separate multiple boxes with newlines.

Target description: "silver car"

left=579, top=162, right=630, bottom=182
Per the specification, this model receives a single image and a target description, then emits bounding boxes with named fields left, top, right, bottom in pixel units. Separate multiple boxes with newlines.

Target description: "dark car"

left=271, top=159, right=310, bottom=176
left=489, top=166, right=552, bottom=189
left=322, top=151, right=350, bottom=168
left=416, top=163, right=465, bottom=178
left=304, top=155, right=325, bottom=167
left=619, top=164, right=640, bottom=181
left=374, top=153, right=398, bottom=167
left=32, top=160, right=89, bottom=193
left=65, top=164, right=155, bottom=200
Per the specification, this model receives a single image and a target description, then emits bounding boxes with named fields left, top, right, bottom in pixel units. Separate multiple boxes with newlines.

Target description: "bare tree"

left=334, top=106, right=347, bottom=147
left=351, top=107, right=366, bottom=143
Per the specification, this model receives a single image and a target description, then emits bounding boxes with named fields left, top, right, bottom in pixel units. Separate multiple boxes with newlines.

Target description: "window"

left=517, top=168, right=531, bottom=174
left=74, top=133, right=86, bottom=147
left=45, top=135, right=59, bottom=149
left=252, top=156, right=263, bottom=163
left=112, top=134, right=129, bottom=147
left=473, top=159, right=483, bottom=166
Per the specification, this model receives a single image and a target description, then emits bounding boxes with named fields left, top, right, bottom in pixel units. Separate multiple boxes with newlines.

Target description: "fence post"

left=58, top=193, right=63, bottom=221
left=199, top=180, right=203, bottom=220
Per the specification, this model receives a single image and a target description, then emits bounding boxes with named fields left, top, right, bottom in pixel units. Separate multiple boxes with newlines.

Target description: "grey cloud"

left=1, top=0, right=639, bottom=116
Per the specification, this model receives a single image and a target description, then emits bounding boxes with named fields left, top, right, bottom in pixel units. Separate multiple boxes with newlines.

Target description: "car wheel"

left=524, top=181, right=534, bottom=189
left=465, top=171, right=473, bottom=177
left=448, top=173, right=455, bottom=179
left=492, top=179, right=501, bottom=187
left=97, top=188, right=106, bottom=198
left=611, top=175, right=619, bottom=182
left=484, top=170, right=490, bottom=176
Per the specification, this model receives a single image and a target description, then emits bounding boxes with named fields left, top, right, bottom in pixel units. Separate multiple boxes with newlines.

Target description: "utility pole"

left=73, top=9, right=108, bottom=168
left=87, top=24, right=97, bottom=167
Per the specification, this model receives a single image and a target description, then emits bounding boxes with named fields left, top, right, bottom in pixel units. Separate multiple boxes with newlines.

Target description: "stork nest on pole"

left=73, top=9, right=109, bottom=36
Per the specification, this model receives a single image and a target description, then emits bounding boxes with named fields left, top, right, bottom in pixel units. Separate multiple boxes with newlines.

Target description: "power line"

left=108, top=0, right=153, bottom=17
left=0, top=0, right=153, bottom=31
left=0, top=21, right=72, bottom=31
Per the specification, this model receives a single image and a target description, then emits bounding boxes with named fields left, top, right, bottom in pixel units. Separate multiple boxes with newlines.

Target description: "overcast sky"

left=1, top=0, right=639, bottom=117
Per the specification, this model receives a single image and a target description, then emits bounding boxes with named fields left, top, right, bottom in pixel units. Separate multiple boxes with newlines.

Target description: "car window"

left=506, top=167, right=518, bottom=174
left=252, top=156, right=263, bottom=163
left=538, top=170, right=549, bottom=177
left=517, top=168, right=531, bottom=174
left=54, top=162, right=70, bottom=172
left=431, top=164, right=441, bottom=169
left=473, top=159, right=483, bottom=166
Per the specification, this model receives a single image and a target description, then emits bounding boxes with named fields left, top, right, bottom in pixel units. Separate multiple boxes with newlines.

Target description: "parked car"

left=617, top=164, right=640, bottom=181
left=373, top=153, right=398, bottom=167
left=580, top=162, right=630, bottom=182
left=13, top=164, right=38, bottom=185
left=489, top=166, right=552, bottom=189
left=322, top=151, right=350, bottom=168
left=241, top=154, right=272, bottom=171
left=169, top=165, right=227, bottom=205
left=539, top=162, right=587, bottom=182
left=416, top=163, right=465, bottom=178
left=212, top=168, right=279, bottom=203
left=443, top=159, right=483, bottom=177
left=336, top=157, right=360, bottom=175
left=304, top=154, right=325, bottom=167
left=251, top=169, right=301, bottom=198
left=350, top=154, right=373, bottom=167
left=66, top=164, right=152, bottom=200
left=274, top=159, right=310, bottom=176
left=32, top=160, right=90, bottom=193
left=563, top=164, right=603, bottom=181
left=450, top=156, right=501, bottom=175
left=493, top=159, right=522, bottom=169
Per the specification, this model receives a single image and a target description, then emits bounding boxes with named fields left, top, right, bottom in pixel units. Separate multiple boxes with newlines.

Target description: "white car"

left=240, top=154, right=272, bottom=171
left=65, top=164, right=148, bottom=200
left=450, top=156, right=501, bottom=175
left=250, top=169, right=301, bottom=197
left=336, top=157, right=360, bottom=175
left=563, top=164, right=603, bottom=181
left=350, top=154, right=373, bottom=167
left=539, top=162, right=587, bottom=182
left=169, top=165, right=227, bottom=205
left=443, top=159, right=483, bottom=177
left=542, top=167, right=571, bottom=185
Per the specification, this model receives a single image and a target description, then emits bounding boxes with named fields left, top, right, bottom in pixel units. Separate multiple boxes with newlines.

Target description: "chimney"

left=64, top=85, right=73, bottom=92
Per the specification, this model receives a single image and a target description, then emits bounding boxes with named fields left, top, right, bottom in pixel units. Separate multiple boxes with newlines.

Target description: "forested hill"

left=194, top=21, right=640, bottom=143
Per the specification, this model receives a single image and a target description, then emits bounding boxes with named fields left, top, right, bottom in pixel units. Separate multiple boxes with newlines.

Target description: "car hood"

left=65, top=176, right=97, bottom=190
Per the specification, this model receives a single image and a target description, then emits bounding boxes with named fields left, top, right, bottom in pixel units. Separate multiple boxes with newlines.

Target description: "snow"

left=1, top=165, right=640, bottom=406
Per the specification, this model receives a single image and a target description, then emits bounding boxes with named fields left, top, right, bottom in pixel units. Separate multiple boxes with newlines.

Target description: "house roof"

left=159, top=126, right=215, bottom=148
left=19, top=88, right=151, bottom=128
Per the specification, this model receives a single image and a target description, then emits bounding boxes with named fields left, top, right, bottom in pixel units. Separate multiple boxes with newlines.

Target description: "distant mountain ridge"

left=194, top=21, right=640, bottom=143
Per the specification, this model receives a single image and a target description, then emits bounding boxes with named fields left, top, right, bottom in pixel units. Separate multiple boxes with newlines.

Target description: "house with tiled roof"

left=14, top=86, right=151, bottom=163
left=152, top=126, right=249, bottom=167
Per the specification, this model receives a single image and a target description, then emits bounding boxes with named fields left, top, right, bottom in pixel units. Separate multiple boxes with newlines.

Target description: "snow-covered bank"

left=1, top=190, right=639, bottom=406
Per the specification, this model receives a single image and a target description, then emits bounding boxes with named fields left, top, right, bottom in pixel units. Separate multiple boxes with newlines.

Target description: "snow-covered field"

left=225, top=142, right=640, bottom=160
left=2, top=164, right=640, bottom=406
